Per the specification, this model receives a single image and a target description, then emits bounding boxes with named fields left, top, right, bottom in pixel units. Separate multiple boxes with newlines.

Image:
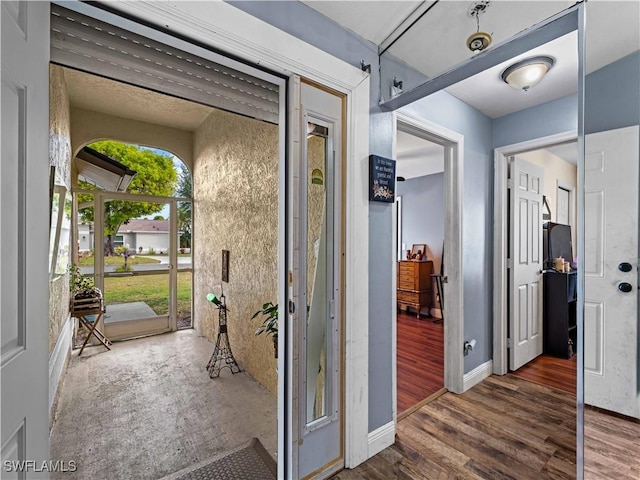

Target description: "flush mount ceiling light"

left=501, top=56, right=555, bottom=92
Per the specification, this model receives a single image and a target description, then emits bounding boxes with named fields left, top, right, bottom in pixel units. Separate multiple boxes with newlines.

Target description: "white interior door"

left=509, top=156, right=544, bottom=371
left=584, top=125, right=639, bottom=419
left=1, top=1, right=51, bottom=475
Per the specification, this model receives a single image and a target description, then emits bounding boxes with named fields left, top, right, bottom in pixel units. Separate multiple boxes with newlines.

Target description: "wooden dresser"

left=397, top=260, right=434, bottom=317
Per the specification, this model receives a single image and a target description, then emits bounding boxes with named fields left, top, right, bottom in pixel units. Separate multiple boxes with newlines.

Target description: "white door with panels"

left=289, top=81, right=343, bottom=479
left=584, top=125, right=640, bottom=419
left=1, top=1, right=51, bottom=475
left=509, top=156, right=544, bottom=371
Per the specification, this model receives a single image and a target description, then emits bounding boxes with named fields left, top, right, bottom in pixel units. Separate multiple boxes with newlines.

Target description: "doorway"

left=391, top=111, right=465, bottom=423
left=494, top=134, right=578, bottom=395
left=49, top=61, right=281, bottom=477
left=394, top=128, right=446, bottom=417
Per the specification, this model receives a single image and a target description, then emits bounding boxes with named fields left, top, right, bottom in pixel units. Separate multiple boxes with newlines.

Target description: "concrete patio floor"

left=50, top=330, right=277, bottom=480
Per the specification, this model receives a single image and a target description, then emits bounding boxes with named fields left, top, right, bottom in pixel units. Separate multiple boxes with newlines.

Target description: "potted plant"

left=251, top=302, right=278, bottom=358
left=69, top=264, right=103, bottom=313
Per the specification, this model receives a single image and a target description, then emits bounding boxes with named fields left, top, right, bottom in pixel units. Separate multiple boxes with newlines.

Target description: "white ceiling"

left=385, top=1, right=575, bottom=78
left=545, top=142, right=578, bottom=165
left=303, top=1, right=423, bottom=45
left=396, top=130, right=444, bottom=179
left=302, top=0, right=640, bottom=118
left=62, top=68, right=213, bottom=131
left=446, top=31, right=578, bottom=118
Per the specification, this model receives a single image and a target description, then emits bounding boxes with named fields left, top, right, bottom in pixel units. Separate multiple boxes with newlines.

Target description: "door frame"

left=392, top=111, right=465, bottom=405
left=84, top=190, right=191, bottom=340
left=90, top=1, right=371, bottom=475
left=493, top=131, right=577, bottom=374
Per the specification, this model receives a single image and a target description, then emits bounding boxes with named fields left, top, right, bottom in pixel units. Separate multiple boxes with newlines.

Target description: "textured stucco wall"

left=49, top=65, right=72, bottom=354
left=193, top=109, right=279, bottom=394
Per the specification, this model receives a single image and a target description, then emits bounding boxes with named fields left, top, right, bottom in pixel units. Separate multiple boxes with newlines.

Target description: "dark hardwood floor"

left=510, top=354, right=577, bottom=395
left=334, top=375, right=577, bottom=479
left=396, top=312, right=444, bottom=415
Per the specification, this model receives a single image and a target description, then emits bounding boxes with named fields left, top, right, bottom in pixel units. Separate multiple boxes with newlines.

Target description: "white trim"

left=462, top=360, right=493, bottom=391
left=393, top=111, right=465, bottom=394
left=81, top=1, right=371, bottom=473
left=493, top=131, right=577, bottom=375
left=49, top=315, right=73, bottom=413
left=430, top=308, right=443, bottom=319
left=344, top=81, right=371, bottom=468
left=367, top=421, right=396, bottom=458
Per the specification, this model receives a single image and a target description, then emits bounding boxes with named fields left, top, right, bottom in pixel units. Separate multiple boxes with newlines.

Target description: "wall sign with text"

left=369, top=155, right=396, bottom=203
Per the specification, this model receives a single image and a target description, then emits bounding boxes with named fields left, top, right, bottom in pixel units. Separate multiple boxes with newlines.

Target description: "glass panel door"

left=296, top=81, right=344, bottom=480
left=100, top=198, right=173, bottom=340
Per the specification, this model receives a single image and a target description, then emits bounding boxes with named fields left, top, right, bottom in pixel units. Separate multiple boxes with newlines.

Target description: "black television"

left=543, top=222, right=574, bottom=270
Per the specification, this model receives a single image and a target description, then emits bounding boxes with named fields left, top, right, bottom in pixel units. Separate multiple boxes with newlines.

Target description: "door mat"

left=159, top=438, right=277, bottom=480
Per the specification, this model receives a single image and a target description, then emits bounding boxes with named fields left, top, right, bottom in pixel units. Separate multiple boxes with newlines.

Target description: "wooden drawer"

left=398, top=262, right=415, bottom=275
left=398, top=274, right=414, bottom=289
left=397, top=290, right=420, bottom=303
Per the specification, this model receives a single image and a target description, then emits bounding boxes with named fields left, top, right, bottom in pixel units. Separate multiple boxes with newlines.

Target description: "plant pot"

left=71, top=292, right=103, bottom=315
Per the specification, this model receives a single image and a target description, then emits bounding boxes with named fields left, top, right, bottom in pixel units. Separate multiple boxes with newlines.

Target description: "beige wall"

left=49, top=66, right=72, bottom=354
left=519, top=149, right=577, bottom=252
left=193, top=109, right=279, bottom=394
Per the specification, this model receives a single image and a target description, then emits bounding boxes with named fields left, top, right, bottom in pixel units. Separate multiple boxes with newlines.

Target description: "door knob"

left=618, top=262, right=633, bottom=272
left=618, top=282, right=633, bottom=293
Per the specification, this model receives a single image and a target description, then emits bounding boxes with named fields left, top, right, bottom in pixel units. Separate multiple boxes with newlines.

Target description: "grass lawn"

left=78, top=255, right=160, bottom=266
left=104, top=271, right=192, bottom=318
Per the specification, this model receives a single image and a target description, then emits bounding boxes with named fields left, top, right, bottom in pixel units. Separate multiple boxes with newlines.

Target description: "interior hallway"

left=50, top=330, right=276, bottom=480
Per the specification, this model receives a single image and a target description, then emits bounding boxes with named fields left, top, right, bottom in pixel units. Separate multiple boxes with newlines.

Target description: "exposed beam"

left=380, top=4, right=580, bottom=111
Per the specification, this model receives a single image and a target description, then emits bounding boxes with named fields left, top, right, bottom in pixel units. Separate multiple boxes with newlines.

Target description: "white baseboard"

left=367, top=421, right=395, bottom=458
left=49, top=316, right=73, bottom=413
left=462, top=360, right=493, bottom=392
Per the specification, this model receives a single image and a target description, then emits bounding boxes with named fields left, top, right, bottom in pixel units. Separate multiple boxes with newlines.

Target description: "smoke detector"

left=466, top=1, right=493, bottom=53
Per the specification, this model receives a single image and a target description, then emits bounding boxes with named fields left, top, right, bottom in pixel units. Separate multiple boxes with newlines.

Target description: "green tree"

left=78, top=141, right=177, bottom=255
left=176, top=164, right=192, bottom=248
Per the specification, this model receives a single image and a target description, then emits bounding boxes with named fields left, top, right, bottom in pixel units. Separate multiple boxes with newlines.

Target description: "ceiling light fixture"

left=466, top=1, right=492, bottom=53
left=501, top=56, right=555, bottom=92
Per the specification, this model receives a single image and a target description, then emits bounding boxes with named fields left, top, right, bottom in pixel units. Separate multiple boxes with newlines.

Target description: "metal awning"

left=75, top=146, right=137, bottom=192
left=50, top=3, right=280, bottom=124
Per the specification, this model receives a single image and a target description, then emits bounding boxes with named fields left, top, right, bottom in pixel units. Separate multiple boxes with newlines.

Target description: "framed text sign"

left=369, top=155, right=396, bottom=203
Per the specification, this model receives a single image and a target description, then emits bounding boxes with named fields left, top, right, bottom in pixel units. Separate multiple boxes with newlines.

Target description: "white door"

left=289, top=81, right=343, bottom=479
left=1, top=0, right=51, bottom=475
left=584, top=125, right=639, bottom=419
left=509, top=156, right=544, bottom=371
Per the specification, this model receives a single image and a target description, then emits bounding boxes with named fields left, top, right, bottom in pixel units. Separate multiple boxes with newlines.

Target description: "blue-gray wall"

left=585, top=51, right=640, bottom=134
left=397, top=173, right=445, bottom=287
left=493, top=94, right=578, bottom=148
left=401, top=93, right=494, bottom=374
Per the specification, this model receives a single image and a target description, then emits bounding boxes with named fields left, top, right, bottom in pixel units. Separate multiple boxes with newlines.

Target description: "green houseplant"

left=69, top=264, right=103, bottom=313
left=251, top=302, right=278, bottom=358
